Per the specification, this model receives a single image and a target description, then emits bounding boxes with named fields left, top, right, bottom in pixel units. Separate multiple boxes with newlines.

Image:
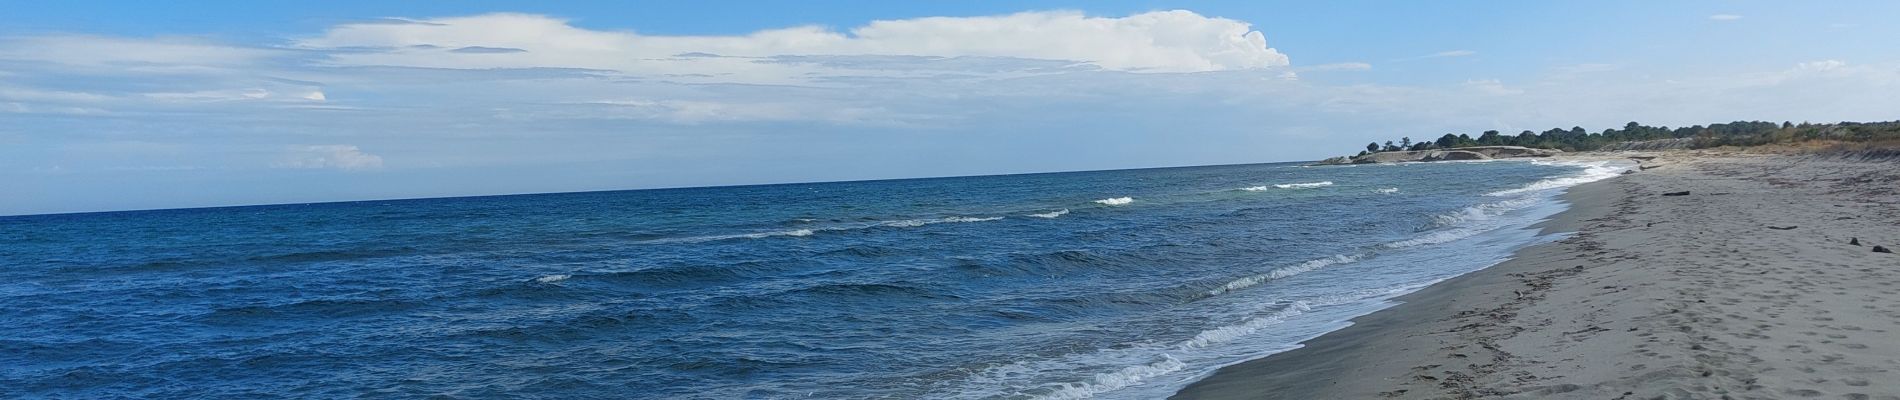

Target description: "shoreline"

left=1172, top=151, right=1900, bottom=399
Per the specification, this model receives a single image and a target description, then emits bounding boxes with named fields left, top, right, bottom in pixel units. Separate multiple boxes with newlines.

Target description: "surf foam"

left=1272, top=181, right=1334, bottom=189
left=1487, top=160, right=1628, bottom=196
left=1093, top=197, right=1134, bottom=206
left=1206, top=255, right=1361, bottom=296
left=1027, top=209, right=1070, bottom=219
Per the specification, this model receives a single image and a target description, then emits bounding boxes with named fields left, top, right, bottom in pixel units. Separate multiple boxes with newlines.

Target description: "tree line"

left=1357, top=120, right=1900, bottom=155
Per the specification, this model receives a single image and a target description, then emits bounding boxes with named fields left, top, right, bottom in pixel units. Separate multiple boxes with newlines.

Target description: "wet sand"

left=1173, top=152, right=1900, bottom=399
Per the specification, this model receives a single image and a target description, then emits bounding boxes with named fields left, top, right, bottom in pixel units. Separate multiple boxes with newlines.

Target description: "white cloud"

left=293, top=10, right=1288, bottom=82
left=273, top=145, right=385, bottom=171
left=1709, top=14, right=1743, bottom=21
left=1463, top=79, right=1523, bottom=95
left=0, top=35, right=276, bottom=69
left=1796, top=59, right=1847, bottom=72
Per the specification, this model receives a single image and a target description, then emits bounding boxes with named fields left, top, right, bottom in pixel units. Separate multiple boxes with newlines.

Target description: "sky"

left=3, top=1, right=1898, bottom=215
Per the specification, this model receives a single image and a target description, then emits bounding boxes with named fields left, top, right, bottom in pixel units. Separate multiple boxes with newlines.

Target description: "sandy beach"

left=1174, top=151, right=1900, bottom=399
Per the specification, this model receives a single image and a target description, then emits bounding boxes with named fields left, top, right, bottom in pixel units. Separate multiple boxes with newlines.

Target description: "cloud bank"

left=293, top=11, right=1289, bottom=83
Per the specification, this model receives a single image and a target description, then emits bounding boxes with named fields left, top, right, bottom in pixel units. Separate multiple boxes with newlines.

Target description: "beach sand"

left=1173, top=151, right=1900, bottom=399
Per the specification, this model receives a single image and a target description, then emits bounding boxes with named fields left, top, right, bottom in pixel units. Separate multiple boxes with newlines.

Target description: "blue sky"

left=3, top=1, right=1898, bottom=215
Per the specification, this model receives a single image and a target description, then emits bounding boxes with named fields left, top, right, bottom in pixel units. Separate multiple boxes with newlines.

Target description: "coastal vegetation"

left=1355, top=120, right=1900, bottom=156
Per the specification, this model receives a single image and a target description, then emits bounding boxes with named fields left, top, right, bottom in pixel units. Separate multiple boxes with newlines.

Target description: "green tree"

left=1435, top=133, right=1458, bottom=148
left=1476, top=130, right=1502, bottom=146
left=1367, top=142, right=1380, bottom=153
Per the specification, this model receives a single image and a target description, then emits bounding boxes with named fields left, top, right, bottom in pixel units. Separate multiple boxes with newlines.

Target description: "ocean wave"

left=654, top=216, right=1003, bottom=243
left=1030, top=355, right=1186, bottom=400
left=1382, top=228, right=1484, bottom=249
left=1182, top=284, right=1427, bottom=351
left=533, top=274, right=571, bottom=284
left=1425, top=197, right=1541, bottom=228
left=1238, top=186, right=1272, bottom=192
left=1027, top=209, right=1070, bottom=219
left=1093, top=197, right=1134, bottom=206
left=879, top=216, right=1002, bottom=227
left=1486, top=161, right=1628, bottom=196
left=1205, top=255, right=1360, bottom=296
left=1178, top=301, right=1312, bottom=349
left=1374, top=187, right=1400, bottom=194
left=690, top=229, right=815, bottom=242
left=1272, top=181, right=1334, bottom=189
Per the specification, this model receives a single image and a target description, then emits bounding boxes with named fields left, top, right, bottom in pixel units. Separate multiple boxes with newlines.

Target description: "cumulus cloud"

left=273, top=145, right=384, bottom=171
left=1708, top=14, right=1743, bottom=21
left=292, top=10, right=1288, bottom=82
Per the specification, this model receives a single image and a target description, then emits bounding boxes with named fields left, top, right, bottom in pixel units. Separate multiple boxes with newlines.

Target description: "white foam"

left=533, top=274, right=571, bottom=283
left=880, top=216, right=1004, bottom=227
left=1426, top=197, right=1541, bottom=228
left=1383, top=228, right=1484, bottom=249
left=1272, top=181, right=1334, bottom=189
left=668, top=228, right=817, bottom=243
left=1487, top=160, right=1628, bottom=196
left=656, top=215, right=1007, bottom=243
left=740, top=229, right=815, bottom=239
left=1027, top=209, right=1070, bottom=219
left=1374, top=187, right=1400, bottom=194
left=1239, top=186, right=1272, bottom=192
left=1030, top=355, right=1186, bottom=400
left=1179, top=301, right=1313, bottom=349
left=1206, top=255, right=1360, bottom=296
left=1093, top=197, right=1134, bottom=206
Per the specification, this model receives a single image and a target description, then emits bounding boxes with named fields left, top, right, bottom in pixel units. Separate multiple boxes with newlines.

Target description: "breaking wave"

left=1093, top=197, right=1134, bottom=206
left=1374, top=187, right=1400, bottom=194
left=1272, top=181, right=1333, bottom=189
left=655, top=216, right=1003, bottom=243
left=1205, top=255, right=1360, bottom=296
left=880, top=216, right=1003, bottom=227
left=1027, top=209, right=1070, bottom=219
left=1487, top=161, right=1628, bottom=196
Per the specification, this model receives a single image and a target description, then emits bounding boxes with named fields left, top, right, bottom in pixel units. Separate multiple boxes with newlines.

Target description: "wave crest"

left=1093, top=197, right=1134, bottom=206
left=1027, top=209, right=1070, bottom=219
left=1272, top=181, right=1334, bottom=189
left=1487, top=161, right=1627, bottom=196
left=1205, top=255, right=1359, bottom=296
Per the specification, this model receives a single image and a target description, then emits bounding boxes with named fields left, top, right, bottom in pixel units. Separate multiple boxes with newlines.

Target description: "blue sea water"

left=0, top=159, right=1627, bottom=399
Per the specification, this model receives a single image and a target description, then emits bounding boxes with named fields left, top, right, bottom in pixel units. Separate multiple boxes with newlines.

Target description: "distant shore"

left=1173, top=150, right=1900, bottom=399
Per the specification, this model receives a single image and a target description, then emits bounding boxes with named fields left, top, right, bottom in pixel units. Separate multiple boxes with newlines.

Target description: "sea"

left=0, top=159, right=1629, bottom=399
